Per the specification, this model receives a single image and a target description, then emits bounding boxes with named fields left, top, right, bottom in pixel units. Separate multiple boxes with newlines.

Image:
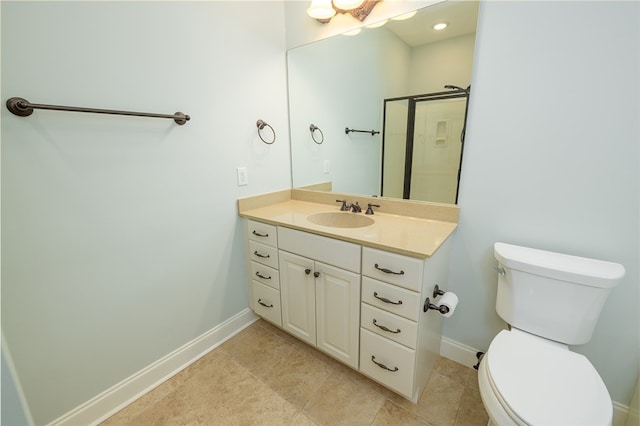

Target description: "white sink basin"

left=307, top=212, right=374, bottom=229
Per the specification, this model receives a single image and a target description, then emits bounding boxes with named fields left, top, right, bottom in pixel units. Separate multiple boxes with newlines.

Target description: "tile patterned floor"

left=101, top=319, right=489, bottom=425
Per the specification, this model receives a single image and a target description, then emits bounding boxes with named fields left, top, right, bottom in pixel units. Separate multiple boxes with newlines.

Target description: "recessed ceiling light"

left=433, top=22, right=448, bottom=31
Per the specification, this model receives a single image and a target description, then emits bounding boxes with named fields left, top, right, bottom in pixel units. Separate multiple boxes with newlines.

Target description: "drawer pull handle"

left=314, top=272, right=320, bottom=278
left=257, top=298, right=273, bottom=308
left=373, top=319, right=401, bottom=334
left=373, top=292, right=403, bottom=305
left=252, top=230, right=269, bottom=238
left=255, top=272, right=271, bottom=280
left=374, top=264, right=405, bottom=275
left=305, top=268, right=312, bottom=275
left=253, top=251, right=270, bottom=259
left=371, top=355, right=399, bottom=372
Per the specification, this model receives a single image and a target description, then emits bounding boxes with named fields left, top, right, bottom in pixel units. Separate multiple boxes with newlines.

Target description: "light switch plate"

left=237, top=167, right=248, bottom=186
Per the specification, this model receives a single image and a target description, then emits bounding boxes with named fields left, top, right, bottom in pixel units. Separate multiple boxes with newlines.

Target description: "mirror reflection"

left=287, top=1, right=479, bottom=203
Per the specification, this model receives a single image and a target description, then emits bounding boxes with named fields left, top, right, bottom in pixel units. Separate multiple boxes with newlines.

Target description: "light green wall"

left=1, top=2, right=290, bottom=424
left=448, top=0, right=639, bottom=404
left=2, top=1, right=638, bottom=423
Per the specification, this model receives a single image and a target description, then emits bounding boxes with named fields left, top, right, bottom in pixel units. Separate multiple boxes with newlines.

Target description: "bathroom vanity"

left=238, top=189, right=457, bottom=403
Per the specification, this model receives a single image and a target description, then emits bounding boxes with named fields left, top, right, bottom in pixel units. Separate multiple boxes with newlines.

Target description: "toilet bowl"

left=478, top=243, right=625, bottom=426
left=478, top=329, right=612, bottom=426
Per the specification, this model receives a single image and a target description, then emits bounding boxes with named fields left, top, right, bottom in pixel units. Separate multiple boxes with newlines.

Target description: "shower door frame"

left=380, top=88, right=470, bottom=203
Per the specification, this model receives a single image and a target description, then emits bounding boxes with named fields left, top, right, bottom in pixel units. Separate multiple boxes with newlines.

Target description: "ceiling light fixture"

left=333, top=0, right=365, bottom=10
left=433, top=22, right=448, bottom=31
left=307, top=0, right=336, bottom=20
left=307, top=0, right=380, bottom=24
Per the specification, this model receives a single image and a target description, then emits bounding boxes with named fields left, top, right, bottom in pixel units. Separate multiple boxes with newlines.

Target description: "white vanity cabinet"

left=246, top=220, right=282, bottom=327
left=243, top=216, right=453, bottom=402
left=358, top=240, right=452, bottom=403
left=278, top=227, right=361, bottom=369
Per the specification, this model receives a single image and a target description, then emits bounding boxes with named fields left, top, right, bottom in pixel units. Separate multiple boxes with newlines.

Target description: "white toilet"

left=478, top=242, right=625, bottom=426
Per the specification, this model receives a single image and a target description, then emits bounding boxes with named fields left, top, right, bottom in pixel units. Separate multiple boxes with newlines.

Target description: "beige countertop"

left=238, top=197, right=457, bottom=259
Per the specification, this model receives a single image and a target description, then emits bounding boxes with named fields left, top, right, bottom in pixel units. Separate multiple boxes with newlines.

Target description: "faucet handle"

left=336, top=199, right=349, bottom=211
left=366, top=203, right=380, bottom=215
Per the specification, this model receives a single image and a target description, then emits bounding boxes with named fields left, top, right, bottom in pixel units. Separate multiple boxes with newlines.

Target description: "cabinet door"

left=279, top=251, right=316, bottom=345
left=315, top=262, right=360, bottom=369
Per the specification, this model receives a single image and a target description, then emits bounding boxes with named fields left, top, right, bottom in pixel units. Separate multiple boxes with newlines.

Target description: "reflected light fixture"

left=333, top=0, right=365, bottom=9
left=365, top=19, right=388, bottom=29
left=307, top=0, right=380, bottom=24
left=307, top=0, right=336, bottom=20
left=391, top=10, right=417, bottom=21
left=343, top=28, right=362, bottom=36
left=433, top=22, right=448, bottom=31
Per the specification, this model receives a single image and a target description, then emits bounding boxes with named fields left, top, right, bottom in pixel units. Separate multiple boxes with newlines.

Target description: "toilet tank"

left=494, top=242, right=625, bottom=345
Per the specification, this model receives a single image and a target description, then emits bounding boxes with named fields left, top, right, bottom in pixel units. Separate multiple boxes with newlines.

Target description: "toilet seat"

left=485, top=329, right=612, bottom=426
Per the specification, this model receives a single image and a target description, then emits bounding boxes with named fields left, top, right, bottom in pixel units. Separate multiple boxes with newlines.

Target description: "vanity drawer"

left=248, top=220, right=278, bottom=247
left=361, top=303, right=417, bottom=349
left=249, top=240, right=279, bottom=269
left=251, top=261, right=279, bottom=290
left=278, top=226, right=361, bottom=273
left=361, top=277, right=421, bottom=321
left=362, top=247, right=423, bottom=291
left=360, top=328, right=415, bottom=399
left=252, top=281, right=282, bottom=326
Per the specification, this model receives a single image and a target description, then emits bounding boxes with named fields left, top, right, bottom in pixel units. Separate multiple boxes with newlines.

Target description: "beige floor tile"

left=371, top=400, right=429, bottom=426
left=256, top=319, right=301, bottom=346
left=454, top=386, right=489, bottom=426
left=303, top=369, right=386, bottom=425
left=175, top=349, right=298, bottom=424
left=388, top=371, right=465, bottom=426
left=104, top=391, right=204, bottom=426
left=219, top=321, right=296, bottom=380
left=101, top=320, right=489, bottom=426
left=435, top=357, right=480, bottom=390
left=100, top=379, right=178, bottom=425
left=290, top=411, right=319, bottom=426
left=261, top=345, right=334, bottom=409
left=417, top=371, right=466, bottom=426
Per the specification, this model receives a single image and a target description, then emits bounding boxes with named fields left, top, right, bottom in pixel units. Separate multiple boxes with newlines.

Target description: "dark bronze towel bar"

left=6, top=97, right=190, bottom=125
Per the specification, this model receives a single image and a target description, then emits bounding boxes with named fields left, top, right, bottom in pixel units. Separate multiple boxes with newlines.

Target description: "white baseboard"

left=439, top=336, right=630, bottom=426
left=440, top=336, right=482, bottom=369
left=49, top=308, right=258, bottom=426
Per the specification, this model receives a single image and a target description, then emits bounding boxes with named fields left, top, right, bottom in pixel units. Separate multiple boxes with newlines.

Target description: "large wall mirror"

left=287, top=1, right=479, bottom=204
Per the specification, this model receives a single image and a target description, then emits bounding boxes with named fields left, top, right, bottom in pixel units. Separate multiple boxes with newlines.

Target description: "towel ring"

left=256, top=119, right=275, bottom=145
left=309, top=124, right=324, bottom=144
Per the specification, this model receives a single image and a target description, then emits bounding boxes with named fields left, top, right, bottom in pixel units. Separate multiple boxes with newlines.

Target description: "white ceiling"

left=385, top=1, right=479, bottom=47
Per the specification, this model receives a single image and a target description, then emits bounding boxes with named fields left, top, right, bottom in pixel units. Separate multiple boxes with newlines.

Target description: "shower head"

left=444, top=85, right=468, bottom=92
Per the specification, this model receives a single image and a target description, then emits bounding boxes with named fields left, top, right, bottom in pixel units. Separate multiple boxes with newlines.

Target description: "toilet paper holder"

left=423, top=297, right=450, bottom=314
left=425, top=284, right=449, bottom=313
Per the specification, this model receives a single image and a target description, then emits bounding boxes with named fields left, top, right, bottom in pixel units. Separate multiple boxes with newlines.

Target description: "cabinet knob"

left=305, top=268, right=311, bottom=275
left=314, top=271, right=320, bottom=278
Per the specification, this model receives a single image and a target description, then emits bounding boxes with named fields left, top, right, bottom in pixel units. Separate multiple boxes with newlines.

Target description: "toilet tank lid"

left=494, top=242, right=625, bottom=288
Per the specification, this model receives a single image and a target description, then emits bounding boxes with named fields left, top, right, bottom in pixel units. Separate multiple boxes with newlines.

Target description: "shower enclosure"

left=381, top=87, right=470, bottom=204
